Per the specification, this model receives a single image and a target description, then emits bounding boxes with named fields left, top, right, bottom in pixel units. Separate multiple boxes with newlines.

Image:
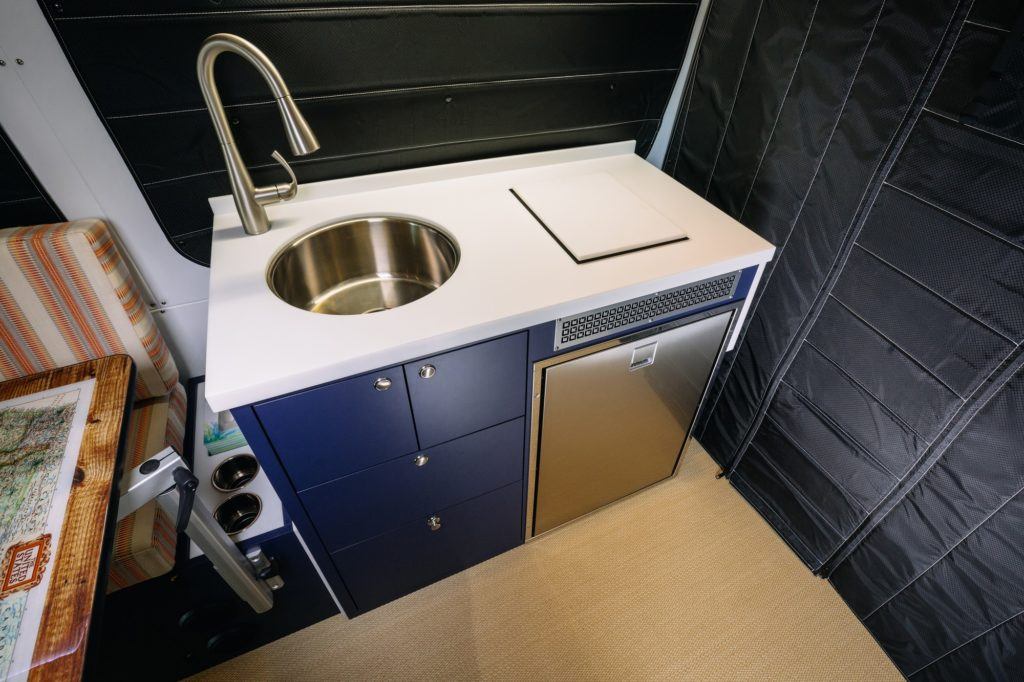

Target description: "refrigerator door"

left=532, top=310, right=733, bottom=536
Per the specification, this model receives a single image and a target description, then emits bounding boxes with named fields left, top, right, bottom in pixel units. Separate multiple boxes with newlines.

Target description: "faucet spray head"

left=278, top=95, right=320, bottom=156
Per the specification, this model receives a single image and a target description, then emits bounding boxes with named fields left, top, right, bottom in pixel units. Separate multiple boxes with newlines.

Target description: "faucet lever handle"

left=254, top=150, right=299, bottom=205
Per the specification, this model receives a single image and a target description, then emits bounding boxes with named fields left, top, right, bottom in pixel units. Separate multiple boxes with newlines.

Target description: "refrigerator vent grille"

left=555, top=271, right=739, bottom=350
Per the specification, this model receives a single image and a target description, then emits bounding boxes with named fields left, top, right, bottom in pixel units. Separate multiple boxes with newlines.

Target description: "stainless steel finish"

left=252, top=151, right=301, bottom=204
left=427, top=515, right=442, bottom=531
left=373, top=376, right=393, bottom=391
left=117, top=446, right=185, bottom=521
left=247, top=547, right=271, bottom=571
left=527, top=308, right=736, bottom=538
left=414, top=454, right=430, bottom=467
left=158, top=488, right=274, bottom=613
left=197, top=33, right=320, bottom=236
left=214, top=492, right=263, bottom=536
left=211, top=453, right=260, bottom=492
left=418, top=364, right=437, bottom=379
left=267, top=216, right=460, bottom=315
left=247, top=548, right=285, bottom=591
left=121, top=446, right=274, bottom=613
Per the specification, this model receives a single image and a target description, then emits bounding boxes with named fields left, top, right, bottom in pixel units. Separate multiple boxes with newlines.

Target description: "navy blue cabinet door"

left=404, top=332, right=528, bottom=447
left=302, top=417, right=524, bottom=552
left=255, top=367, right=418, bottom=490
left=332, top=482, right=522, bottom=612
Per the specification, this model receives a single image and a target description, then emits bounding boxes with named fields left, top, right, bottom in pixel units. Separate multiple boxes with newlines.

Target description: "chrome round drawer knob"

left=418, top=364, right=436, bottom=379
left=373, top=377, right=392, bottom=391
left=427, top=515, right=442, bottom=531
left=413, top=454, right=429, bottom=467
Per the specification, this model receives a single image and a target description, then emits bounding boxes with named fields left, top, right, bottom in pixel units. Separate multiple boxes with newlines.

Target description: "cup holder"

left=211, top=453, right=260, bottom=492
left=214, top=493, right=262, bottom=536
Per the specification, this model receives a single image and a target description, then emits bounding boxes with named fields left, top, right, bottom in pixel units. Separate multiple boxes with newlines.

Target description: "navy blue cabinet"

left=404, top=332, right=528, bottom=447
left=244, top=331, right=529, bottom=615
left=331, top=482, right=522, bottom=611
left=255, top=366, right=418, bottom=491
left=302, top=418, right=525, bottom=552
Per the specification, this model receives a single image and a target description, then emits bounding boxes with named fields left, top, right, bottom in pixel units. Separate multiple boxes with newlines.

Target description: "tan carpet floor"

left=195, top=443, right=900, bottom=681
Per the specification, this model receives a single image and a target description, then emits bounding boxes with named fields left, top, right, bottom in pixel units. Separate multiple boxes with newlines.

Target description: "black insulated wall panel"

left=0, top=125, right=63, bottom=228
left=39, top=0, right=697, bottom=264
left=679, top=0, right=963, bottom=471
left=669, top=0, right=1024, bottom=677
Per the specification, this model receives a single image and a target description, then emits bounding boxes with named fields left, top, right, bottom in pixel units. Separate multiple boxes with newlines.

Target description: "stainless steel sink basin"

left=267, top=216, right=460, bottom=315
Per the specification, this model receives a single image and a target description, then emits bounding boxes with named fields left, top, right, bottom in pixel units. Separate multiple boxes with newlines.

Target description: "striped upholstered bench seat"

left=0, top=219, right=186, bottom=591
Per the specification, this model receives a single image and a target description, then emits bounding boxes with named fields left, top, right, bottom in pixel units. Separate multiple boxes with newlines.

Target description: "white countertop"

left=204, top=141, right=775, bottom=412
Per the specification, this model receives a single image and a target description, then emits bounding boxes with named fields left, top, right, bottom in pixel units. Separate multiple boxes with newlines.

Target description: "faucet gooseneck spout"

left=197, top=33, right=320, bottom=236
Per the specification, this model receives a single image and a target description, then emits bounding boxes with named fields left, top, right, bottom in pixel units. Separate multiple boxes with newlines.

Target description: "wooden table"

left=0, top=356, right=134, bottom=681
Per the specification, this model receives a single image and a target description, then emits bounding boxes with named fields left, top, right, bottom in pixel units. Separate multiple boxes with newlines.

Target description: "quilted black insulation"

left=668, top=0, right=1024, bottom=677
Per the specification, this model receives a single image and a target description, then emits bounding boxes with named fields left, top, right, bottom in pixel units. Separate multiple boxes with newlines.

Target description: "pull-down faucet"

left=197, top=33, right=320, bottom=236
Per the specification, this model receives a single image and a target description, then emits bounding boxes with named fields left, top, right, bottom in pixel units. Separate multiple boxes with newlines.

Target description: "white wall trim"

left=646, top=0, right=712, bottom=169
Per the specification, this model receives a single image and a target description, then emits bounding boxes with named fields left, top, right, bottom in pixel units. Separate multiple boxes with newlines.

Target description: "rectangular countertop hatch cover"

left=512, top=171, right=687, bottom=262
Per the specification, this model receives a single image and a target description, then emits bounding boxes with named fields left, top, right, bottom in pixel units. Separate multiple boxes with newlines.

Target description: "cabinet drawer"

left=333, top=482, right=522, bottom=612
left=404, top=332, right=527, bottom=447
left=301, top=418, right=524, bottom=551
left=255, top=367, right=417, bottom=490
